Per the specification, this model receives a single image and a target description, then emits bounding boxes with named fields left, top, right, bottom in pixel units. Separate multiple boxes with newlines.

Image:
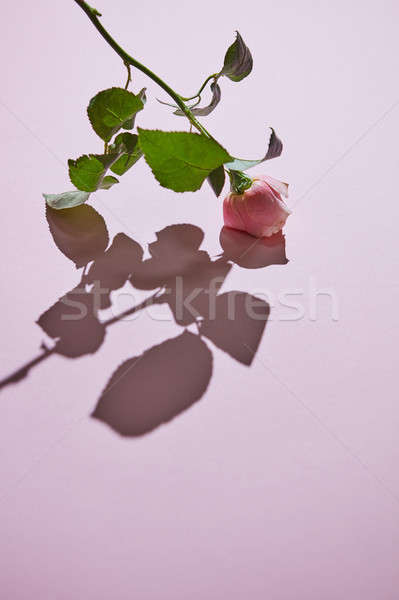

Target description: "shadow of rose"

left=0, top=203, right=289, bottom=437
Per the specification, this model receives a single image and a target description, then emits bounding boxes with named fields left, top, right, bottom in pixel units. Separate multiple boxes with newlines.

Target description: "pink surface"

left=1, top=1, right=399, bottom=598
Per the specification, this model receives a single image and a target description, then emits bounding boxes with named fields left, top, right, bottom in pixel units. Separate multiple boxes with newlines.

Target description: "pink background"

left=1, top=0, right=399, bottom=598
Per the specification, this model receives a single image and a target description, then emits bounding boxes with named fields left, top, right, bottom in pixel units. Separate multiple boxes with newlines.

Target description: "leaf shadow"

left=0, top=204, right=289, bottom=437
left=93, top=330, right=213, bottom=436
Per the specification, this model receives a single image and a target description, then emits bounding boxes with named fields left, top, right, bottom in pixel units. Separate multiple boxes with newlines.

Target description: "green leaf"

left=110, top=131, right=138, bottom=152
left=224, top=127, right=283, bottom=171
left=68, top=153, right=122, bottom=192
left=68, top=154, right=107, bottom=192
left=121, top=87, right=147, bottom=130
left=137, top=129, right=232, bottom=192
left=43, top=190, right=90, bottom=210
left=110, top=132, right=143, bottom=176
left=87, top=87, right=144, bottom=142
left=100, top=175, right=119, bottom=189
left=207, top=165, right=225, bottom=197
left=220, top=31, right=253, bottom=82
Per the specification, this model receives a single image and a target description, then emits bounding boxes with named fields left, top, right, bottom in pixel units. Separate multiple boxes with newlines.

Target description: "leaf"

left=207, top=164, right=225, bottom=197
left=87, top=87, right=145, bottom=142
left=68, top=153, right=119, bottom=192
left=111, top=152, right=141, bottom=176
left=199, top=291, right=269, bottom=365
left=224, top=127, right=283, bottom=171
left=220, top=31, right=253, bottom=82
left=110, top=132, right=143, bottom=176
left=68, top=154, right=105, bottom=192
left=46, top=204, right=109, bottom=268
left=111, top=131, right=139, bottom=152
left=137, top=128, right=232, bottom=192
left=99, top=175, right=119, bottom=189
left=121, top=87, right=147, bottom=130
left=174, top=82, right=221, bottom=117
left=43, top=190, right=90, bottom=210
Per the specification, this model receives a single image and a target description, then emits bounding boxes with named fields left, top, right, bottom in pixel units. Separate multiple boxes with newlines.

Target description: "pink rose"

left=223, top=174, right=291, bottom=238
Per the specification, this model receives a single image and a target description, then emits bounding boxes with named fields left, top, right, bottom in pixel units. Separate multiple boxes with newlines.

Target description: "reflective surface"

left=1, top=1, right=399, bottom=598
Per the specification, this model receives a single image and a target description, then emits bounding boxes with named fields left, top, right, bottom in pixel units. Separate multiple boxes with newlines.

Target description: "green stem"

left=181, top=73, right=219, bottom=101
left=124, top=61, right=132, bottom=89
left=73, top=0, right=212, bottom=138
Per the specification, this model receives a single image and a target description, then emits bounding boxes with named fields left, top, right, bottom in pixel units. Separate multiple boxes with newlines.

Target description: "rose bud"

left=223, top=171, right=291, bottom=238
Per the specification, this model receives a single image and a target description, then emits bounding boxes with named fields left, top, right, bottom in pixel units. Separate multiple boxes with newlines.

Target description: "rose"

left=223, top=174, right=291, bottom=238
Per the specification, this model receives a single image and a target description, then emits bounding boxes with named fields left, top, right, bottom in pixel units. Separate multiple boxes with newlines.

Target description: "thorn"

left=88, top=3, right=102, bottom=17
